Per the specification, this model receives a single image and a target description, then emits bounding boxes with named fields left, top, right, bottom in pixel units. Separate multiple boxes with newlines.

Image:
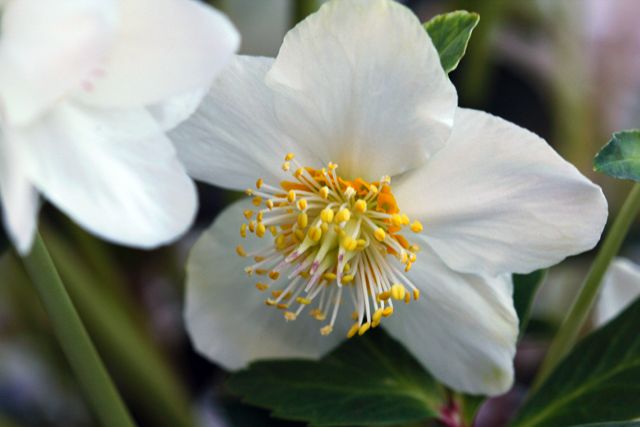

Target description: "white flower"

left=0, top=0, right=239, bottom=254
left=595, top=258, right=640, bottom=326
left=173, top=0, right=608, bottom=395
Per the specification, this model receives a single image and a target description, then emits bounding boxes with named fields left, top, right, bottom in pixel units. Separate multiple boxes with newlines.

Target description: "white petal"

left=171, top=56, right=319, bottom=191
left=395, top=108, right=608, bottom=276
left=147, top=86, right=208, bottom=132
left=265, top=0, right=457, bottom=180
left=383, top=247, right=518, bottom=396
left=0, top=133, right=39, bottom=254
left=595, top=258, right=640, bottom=326
left=18, top=102, right=196, bottom=248
left=0, top=0, right=116, bottom=125
left=76, top=0, right=239, bottom=108
left=185, top=199, right=347, bottom=370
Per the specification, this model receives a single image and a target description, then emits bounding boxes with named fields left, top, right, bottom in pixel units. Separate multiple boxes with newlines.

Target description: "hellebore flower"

left=173, top=0, right=607, bottom=395
left=595, top=258, right=640, bottom=326
left=0, top=0, right=239, bottom=253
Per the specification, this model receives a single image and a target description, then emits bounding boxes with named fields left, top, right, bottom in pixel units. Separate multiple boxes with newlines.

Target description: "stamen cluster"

left=236, top=153, right=423, bottom=337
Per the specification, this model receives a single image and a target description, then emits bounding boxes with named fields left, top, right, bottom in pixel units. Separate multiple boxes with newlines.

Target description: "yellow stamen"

left=335, top=208, right=351, bottom=224
left=410, top=220, right=423, bottom=233
left=347, top=323, right=360, bottom=338
left=297, top=212, right=308, bottom=228
left=354, top=199, right=367, bottom=213
left=358, top=322, right=371, bottom=336
left=321, top=208, right=334, bottom=223
left=391, top=283, right=406, bottom=300
left=374, top=228, right=386, bottom=242
left=240, top=223, right=247, bottom=238
left=236, top=245, right=247, bottom=257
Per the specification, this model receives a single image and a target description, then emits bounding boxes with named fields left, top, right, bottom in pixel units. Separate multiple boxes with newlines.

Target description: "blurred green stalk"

left=21, top=234, right=136, bottom=427
left=41, top=226, right=195, bottom=427
left=533, top=183, right=640, bottom=389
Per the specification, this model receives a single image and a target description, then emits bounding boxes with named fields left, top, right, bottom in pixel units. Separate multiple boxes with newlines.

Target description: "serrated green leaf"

left=510, top=297, right=640, bottom=427
left=227, top=329, right=445, bottom=426
left=594, top=130, right=640, bottom=181
left=424, top=10, right=480, bottom=73
left=513, top=270, right=546, bottom=339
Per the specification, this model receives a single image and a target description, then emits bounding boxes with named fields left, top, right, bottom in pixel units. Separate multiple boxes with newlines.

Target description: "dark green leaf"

left=424, top=11, right=480, bottom=73
left=594, top=130, right=640, bottom=181
left=513, top=270, right=547, bottom=339
left=510, top=297, right=640, bottom=427
left=227, top=328, right=446, bottom=426
left=568, top=423, right=640, bottom=427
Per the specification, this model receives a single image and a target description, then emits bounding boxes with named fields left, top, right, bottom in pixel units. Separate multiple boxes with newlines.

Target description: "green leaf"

left=0, top=202, right=8, bottom=255
left=513, top=270, right=547, bottom=339
left=568, top=423, right=640, bottom=427
left=594, top=129, right=640, bottom=181
left=227, top=328, right=446, bottom=426
left=424, top=10, right=480, bottom=73
left=510, top=297, right=640, bottom=427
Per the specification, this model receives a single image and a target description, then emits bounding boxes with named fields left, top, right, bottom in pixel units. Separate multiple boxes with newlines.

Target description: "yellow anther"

left=294, top=168, right=304, bottom=178
left=252, top=197, right=262, bottom=206
left=410, top=220, right=423, bottom=233
left=256, top=282, right=269, bottom=291
left=285, top=152, right=295, bottom=161
left=266, top=199, right=274, bottom=210
left=369, top=184, right=378, bottom=194
left=413, top=289, right=421, bottom=300
left=320, top=325, right=333, bottom=335
left=287, top=190, right=296, bottom=203
left=391, top=214, right=403, bottom=227
left=296, top=297, right=312, bottom=305
left=372, top=308, right=384, bottom=326
left=282, top=161, right=290, bottom=171
left=256, top=222, right=266, bottom=238
left=270, top=226, right=278, bottom=236
left=358, top=322, right=371, bottom=336
left=356, top=239, right=367, bottom=249
left=374, top=227, right=386, bottom=242
left=341, top=236, right=357, bottom=251
left=314, top=312, right=327, bottom=321
left=382, top=306, right=394, bottom=317
left=240, top=223, right=247, bottom=238
left=410, top=244, right=421, bottom=252
left=299, top=271, right=310, bottom=279
left=342, top=274, right=354, bottom=283
left=400, top=251, right=408, bottom=264
left=297, top=212, right=308, bottom=228
left=401, top=214, right=410, bottom=225
left=271, top=290, right=283, bottom=298
left=321, top=208, right=334, bottom=223
left=347, top=323, right=360, bottom=338
left=321, top=223, right=329, bottom=234
left=343, top=263, right=351, bottom=272
left=243, top=209, right=254, bottom=220
left=236, top=245, right=247, bottom=257
left=334, top=226, right=346, bottom=237
left=245, top=188, right=254, bottom=196
left=404, top=292, right=411, bottom=304
left=294, top=229, right=305, bottom=242
left=277, top=303, right=289, bottom=310
left=244, top=267, right=254, bottom=275
left=308, top=227, right=322, bottom=242
left=324, top=272, right=337, bottom=281
left=297, top=199, right=308, bottom=210
left=328, top=162, right=337, bottom=170
left=256, top=178, right=264, bottom=189
left=351, top=311, right=359, bottom=320
left=319, top=186, right=329, bottom=199
left=248, top=220, right=256, bottom=233
left=256, top=212, right=264, bottom=223
left=378, top=291, right=391, bottom=301
left=265, top=299, right=276, bottom=306
left=354, top=199, right=367, bottom=213
left=254, top=256, right=265, bottom=262
left=268, top=271, right=280, bottom=280
left=409, top=253, right=417, bottom=263
left=255, top=269, right=268, bottom=275
left=335, top=208, right=351, bottom=223
left=391, top=283, right=406, bottom=300
left=275, top=234, right=286, bottom=249
left=405, top=262, right=413, bottom=273
left=284, top=311, right=297, bottom=321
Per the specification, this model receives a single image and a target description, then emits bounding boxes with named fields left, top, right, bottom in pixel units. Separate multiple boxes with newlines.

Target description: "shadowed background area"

left=1, top=0, right=639, bottom=426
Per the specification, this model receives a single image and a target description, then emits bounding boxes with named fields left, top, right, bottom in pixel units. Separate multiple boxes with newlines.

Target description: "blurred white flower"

left=173, top=0, right=607, bottom=396
left=595, top=258, right=640, bottom=326
left=0, top=0, right=239, bottom=253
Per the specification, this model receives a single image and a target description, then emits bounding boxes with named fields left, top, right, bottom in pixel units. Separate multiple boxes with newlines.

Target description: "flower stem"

left=20, top=233, right=137, bottom=427
left=533, top=182, right=640, bottom=390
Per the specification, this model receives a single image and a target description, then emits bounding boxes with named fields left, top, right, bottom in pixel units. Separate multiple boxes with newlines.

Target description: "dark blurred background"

left=1, top=1, right=639, bottom=426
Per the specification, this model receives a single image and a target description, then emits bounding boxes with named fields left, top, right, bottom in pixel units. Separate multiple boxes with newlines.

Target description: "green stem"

left=533, top=183, right=640, bottom=389
left=20, top=234, right=136, bottom=427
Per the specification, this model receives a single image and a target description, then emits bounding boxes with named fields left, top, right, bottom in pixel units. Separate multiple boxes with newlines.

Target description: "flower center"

left=236, top=153, right=423, bottom=337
